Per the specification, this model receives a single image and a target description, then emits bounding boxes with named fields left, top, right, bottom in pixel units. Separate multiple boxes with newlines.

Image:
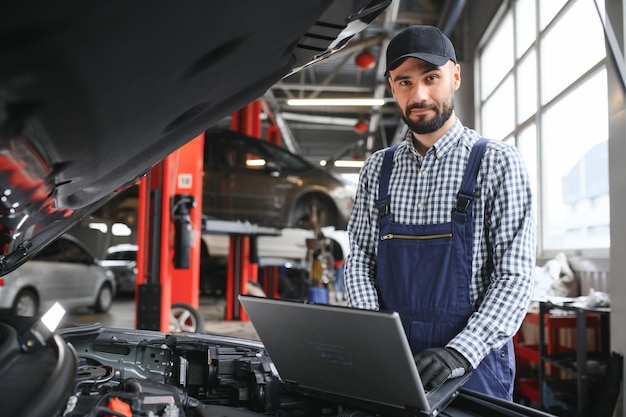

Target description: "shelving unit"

left=514, top=301, right=609, bottom=415
left=538, top=301, right=610, bottom=416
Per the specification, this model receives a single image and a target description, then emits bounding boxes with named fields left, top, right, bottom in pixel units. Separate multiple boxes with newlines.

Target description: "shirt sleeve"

left=447, top=143, right=536, bottom=368
left=344, top=151, right=385, bottom=310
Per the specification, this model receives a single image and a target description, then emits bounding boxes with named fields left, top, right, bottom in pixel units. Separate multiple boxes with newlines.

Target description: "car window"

left=205, top=134, right=311, bottom=172
left=34, top=240, right=64, bottom=262
left=209, top=137, right=267, bottom=170
left=34, top=238, right=92, bottom=264
left=239, top=149, right=266, bottom=170
left=257, top=141, right=311, bottom=171
left=59, top=239, right=92, bottom=263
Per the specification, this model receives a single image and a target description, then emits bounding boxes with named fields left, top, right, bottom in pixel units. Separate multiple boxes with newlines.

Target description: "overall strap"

left=455, top=138, right=489, bottom=213
left=376, top=144, right=399, bottom=219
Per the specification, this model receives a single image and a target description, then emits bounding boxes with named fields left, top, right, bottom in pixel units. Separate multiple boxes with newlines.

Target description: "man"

left=344, top=25, right=535, bottom=400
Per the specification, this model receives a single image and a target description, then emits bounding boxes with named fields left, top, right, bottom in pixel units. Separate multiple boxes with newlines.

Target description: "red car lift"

left=135, top=100, right=283, bottom=328
left=135, top=135, right=205, bottom=332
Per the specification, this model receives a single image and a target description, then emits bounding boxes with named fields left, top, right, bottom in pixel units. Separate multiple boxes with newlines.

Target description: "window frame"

left=474, top=0, right=609, bottom=258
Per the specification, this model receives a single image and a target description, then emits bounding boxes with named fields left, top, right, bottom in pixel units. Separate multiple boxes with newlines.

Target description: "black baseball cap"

left=385, top=25, right=456, bottom=76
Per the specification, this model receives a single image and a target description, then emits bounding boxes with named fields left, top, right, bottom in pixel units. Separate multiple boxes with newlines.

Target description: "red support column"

left=225, top=235, right=251, bottom=321
left=261, top=266, right=281, bottom=299
left=231, top=100, right=262, bottom=138
left=169, top=135, right=204, bottom=309
left=135, top=134, right=204, bottom=332
left=266, top=125, right=281, bottom=146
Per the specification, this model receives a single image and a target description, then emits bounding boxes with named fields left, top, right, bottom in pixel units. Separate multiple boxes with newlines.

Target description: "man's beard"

left=400, top=97, right=454, bottom=135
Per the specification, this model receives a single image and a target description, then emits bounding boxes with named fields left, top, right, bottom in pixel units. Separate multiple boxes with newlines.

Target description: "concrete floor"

left=65, top=294, right=261, bottom=339
left=64, top=288, right=347, bottom=340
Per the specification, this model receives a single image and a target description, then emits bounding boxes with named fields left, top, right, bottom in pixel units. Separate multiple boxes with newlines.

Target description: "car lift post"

left=224, top=101, right=262, bottom=321
left=135, top=134, right=205, bottom=332
left=202, top=219, right=279, bottom=321
left=225, top=231, right=254, bottom=321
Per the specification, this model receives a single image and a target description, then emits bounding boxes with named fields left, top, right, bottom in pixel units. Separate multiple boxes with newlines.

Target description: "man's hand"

left=413, top=347, right=471, bottom=390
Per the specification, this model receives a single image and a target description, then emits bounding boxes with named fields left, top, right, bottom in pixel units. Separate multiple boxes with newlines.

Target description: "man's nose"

left=410, top=83, right=429, bottom=102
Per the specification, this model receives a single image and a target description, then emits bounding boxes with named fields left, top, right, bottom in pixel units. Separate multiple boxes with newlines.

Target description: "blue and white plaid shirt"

left=344, top=120, right=536, bottom=367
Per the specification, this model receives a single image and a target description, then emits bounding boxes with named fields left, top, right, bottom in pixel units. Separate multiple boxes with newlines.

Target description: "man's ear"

left=453, top=63, right=461, bottom=91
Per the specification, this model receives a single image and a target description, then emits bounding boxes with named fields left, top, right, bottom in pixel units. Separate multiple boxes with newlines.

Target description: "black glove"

left=413, top=347, right=471, bottom=390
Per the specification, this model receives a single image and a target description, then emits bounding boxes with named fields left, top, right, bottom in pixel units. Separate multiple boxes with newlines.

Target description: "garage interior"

left=7, top=1, right=625, bottom=416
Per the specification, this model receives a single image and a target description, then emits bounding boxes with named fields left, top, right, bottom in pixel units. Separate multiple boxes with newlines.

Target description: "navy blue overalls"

left=375, top=139, right=514, bottom=400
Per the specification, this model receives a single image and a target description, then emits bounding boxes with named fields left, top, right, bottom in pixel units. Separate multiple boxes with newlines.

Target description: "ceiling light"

left=282, top=112, right=359, bottom=126
left=334, top=160, right=364, bottom=168
left=246, top=159, right=266, bottom=167
left=287, top=98, right=386, bottom=106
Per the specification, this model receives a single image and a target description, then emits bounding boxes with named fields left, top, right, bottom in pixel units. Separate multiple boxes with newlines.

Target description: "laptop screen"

left=239, top=295, right=448, bottom=415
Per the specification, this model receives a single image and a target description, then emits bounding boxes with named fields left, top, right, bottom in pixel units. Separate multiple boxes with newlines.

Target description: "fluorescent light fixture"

left=112, top=222, right=132, bottom=236
left=246, top=159, right=266, bottom=167
left=287, top=98, right=386, bottom=106
left=282, top=112, right=359, bottom=126
left=333, top=160, right=364, bottom=168
left=88, top=222, right=108, bottom=233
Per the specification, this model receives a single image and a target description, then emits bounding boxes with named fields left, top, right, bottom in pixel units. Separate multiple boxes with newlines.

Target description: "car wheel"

left=170, top=303, right=204, bottom=333
left=293, top=194, right=338, bottom=230
left=12, top=289, right=39, bottom=317
left=93, top=283, right=114, bottom=313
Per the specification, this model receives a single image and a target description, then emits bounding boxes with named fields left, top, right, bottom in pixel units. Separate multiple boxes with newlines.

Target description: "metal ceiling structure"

left=214, top=0, right=467, bottom=175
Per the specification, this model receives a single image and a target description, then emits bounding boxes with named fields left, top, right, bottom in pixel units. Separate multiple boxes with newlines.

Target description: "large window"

left=477, top=0, right=609, bottom=254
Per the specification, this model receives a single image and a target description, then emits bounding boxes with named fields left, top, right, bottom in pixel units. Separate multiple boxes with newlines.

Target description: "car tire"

left=93, top=283, right=114, bottom=313
left=12, top=289, right=39, bottom=317
left=170, top=303, right=204, bottom=333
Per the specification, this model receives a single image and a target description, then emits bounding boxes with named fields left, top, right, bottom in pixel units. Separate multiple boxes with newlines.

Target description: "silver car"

left=0, top=234, right=116, bottom=317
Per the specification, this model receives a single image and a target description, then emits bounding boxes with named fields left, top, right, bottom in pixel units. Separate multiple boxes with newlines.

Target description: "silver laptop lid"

left=239, top=295, right=433, bottom=413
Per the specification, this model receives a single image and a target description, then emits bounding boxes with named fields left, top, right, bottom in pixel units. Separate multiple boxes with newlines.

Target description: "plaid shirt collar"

left=403, top=118, right=466, bottom=160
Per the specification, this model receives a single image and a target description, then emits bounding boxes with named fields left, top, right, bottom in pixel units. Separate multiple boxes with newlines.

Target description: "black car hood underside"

left=0, top=1, right=390, bottom=274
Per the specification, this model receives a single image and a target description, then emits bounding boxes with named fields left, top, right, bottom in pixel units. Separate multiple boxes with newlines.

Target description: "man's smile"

left=407, top=104, right=437, bottom=118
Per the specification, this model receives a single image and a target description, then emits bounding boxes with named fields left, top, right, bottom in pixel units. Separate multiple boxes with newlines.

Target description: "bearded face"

left=399, top=90, right=455, bottom=135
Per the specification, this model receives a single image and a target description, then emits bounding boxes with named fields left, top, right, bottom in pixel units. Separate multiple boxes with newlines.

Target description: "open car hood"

left=0, top=0, right=390, bottom=274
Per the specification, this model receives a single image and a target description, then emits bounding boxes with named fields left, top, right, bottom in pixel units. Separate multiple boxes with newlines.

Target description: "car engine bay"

left=0, top=313, right=552, bottom=417
left=64, top=326, right=295, bottom=417
left=1, top=316, right=350, bottom=417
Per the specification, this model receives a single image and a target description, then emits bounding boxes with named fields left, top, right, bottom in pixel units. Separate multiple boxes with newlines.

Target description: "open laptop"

left=239, top=295, right=470, bottom=417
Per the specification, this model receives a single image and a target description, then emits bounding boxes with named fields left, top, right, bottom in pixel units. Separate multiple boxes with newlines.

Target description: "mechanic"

left=344, top=25, right=535, bottom=400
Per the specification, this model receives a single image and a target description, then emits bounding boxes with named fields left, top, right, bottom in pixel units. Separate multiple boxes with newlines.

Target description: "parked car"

left=0, top=235, right=116, bottom=317
left=202, top=129, right=355, bottom=230
left=100, top=243, right=139, bottom=294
